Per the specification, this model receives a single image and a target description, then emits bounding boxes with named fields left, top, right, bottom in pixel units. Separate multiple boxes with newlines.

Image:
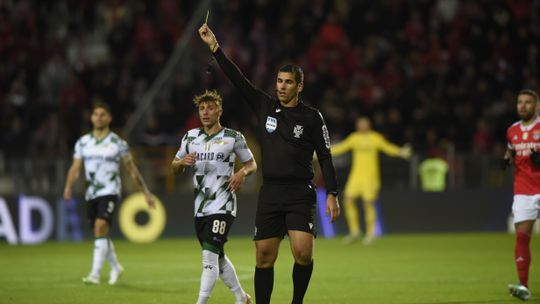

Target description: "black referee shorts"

left=87, top=195, right=119, bottom=228
left=253, top=183, right=317, bottom=241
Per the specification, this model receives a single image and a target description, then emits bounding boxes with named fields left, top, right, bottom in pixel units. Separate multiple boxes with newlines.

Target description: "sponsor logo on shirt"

left=216, top=152, right=224, bottom=161
left=197, top=152, right=216, bottom=160
left=266, top=116, right=277, bottom=133
left=512, top=142, right=540, bottom=156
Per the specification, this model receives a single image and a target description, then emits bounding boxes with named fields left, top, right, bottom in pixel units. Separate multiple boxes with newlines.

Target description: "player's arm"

left=398, top=143, right=412, bottom=159
left=313, top=112, right=340, bottom=222
left=500, top=148, right=516, bottom=169
left=171, top=133, right=196, bottom=174
left=376, top=133, right=411, bottom=159
left=63, top=158, right=83, bottom=200
left=122, top=154, right=156, bottom=209
left=531, top=146, right=540, bottom=164
left=330, top=134, right=354, bottom=156
left=228, top=132, right=257, bottom=192
left=504, top=148, right=515, bottom=164
left=171, top=153, right=197, bottom=174
left=502, top=128, right=516, bottom=169
left=198, top=24, right=269, bottom=111
left=227, top=159, right=257, bottom=193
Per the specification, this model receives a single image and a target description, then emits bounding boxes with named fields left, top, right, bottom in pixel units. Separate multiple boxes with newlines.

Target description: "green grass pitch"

left=1, top=233, right=539, bottom=303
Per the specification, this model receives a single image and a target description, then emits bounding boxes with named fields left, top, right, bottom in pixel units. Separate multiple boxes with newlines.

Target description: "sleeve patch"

left=322, top=125, right=330, bottom=149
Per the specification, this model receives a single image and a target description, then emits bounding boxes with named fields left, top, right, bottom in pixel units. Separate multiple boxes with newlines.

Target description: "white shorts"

left=512, top=194, right=540, bottom=224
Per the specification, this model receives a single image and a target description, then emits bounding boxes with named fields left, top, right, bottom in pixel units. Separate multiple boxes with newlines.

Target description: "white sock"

left=197, top=250, right=219, bottom=304
left=106, top=239, right=121, bottom=270
left=219, top=255, right=247, bottom=303
left=90, top=238, right=108, bottom=277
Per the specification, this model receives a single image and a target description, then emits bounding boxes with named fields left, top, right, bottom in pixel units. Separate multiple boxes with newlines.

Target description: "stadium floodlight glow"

left=119, top=192, right=166, bottom=243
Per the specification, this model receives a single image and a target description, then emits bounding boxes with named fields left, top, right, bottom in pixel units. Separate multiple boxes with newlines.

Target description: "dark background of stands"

left=2, top=0, right=539, bottom=159
left=1, top=1, right=538, bottom=239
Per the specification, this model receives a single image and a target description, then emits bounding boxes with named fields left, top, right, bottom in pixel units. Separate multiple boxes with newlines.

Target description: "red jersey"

left=507, top=115, right=540, bottom=195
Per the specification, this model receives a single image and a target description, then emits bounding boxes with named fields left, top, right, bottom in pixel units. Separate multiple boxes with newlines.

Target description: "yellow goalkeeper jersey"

left=332, top=131, right=401, bottom=199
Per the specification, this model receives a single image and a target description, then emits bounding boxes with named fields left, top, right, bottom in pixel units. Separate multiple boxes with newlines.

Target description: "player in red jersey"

left=504, top=89, right=540, bottom=301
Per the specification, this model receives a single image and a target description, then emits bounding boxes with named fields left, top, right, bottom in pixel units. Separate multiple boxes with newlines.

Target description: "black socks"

left=255, top=266, right=274, bottom=304
left=292, top=261, right=313, bottom=304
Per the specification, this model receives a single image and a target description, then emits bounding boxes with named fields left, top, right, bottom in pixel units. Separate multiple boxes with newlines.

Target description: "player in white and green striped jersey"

left=172, top=90, right=257, bottom=304
left=64, top=101, right=156, bottom=286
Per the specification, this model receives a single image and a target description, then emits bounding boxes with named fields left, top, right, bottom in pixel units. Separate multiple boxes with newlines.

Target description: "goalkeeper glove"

left=399, top=144, right=412, bottom=159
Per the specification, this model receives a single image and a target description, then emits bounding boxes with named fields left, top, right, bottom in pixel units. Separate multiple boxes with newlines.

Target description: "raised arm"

left=198, top=24, right=270, bottom=110
left=122, top=154, right=156, bottom=209
left=63, top=158, right=83, bottom=200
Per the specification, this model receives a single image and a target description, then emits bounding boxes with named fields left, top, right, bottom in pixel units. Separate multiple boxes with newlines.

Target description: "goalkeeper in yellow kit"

left=332, top=116, right=411, bottom=244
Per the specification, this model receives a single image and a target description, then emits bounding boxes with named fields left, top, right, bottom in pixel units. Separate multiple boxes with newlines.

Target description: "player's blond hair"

left=193, top=90, right=223, bottom=108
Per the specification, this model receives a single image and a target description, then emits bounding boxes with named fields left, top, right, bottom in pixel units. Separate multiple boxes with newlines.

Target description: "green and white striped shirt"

left=176, top=127, right=254, bottom=217
left=74, top=132, right=129, bottom=201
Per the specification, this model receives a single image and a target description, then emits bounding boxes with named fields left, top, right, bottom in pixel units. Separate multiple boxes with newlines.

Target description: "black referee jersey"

left=213, top=48, right=338, bottom=194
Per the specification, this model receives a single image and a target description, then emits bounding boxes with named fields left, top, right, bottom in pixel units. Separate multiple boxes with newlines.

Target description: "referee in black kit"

left=199, top=24, right=340, bottom=304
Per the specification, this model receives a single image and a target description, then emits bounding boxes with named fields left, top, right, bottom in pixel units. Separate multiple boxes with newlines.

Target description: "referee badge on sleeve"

left=266, top=116, right=277, bottom=133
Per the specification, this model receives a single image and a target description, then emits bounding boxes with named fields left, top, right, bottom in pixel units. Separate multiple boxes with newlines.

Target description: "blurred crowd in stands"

left=1, top=0, right=539, bottom=160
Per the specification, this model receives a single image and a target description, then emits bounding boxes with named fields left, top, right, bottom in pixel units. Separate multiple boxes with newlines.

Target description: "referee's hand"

left=198, top=24, right=219, bottom=53
left=326, top=195, right=340, bottom=222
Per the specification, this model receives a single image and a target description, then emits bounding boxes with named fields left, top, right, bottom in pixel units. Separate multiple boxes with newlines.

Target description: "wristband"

left=327, top=190, right=338, bottom=197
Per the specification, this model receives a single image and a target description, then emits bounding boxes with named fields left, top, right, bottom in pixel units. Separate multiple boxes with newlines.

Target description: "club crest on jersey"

left=266, top=116, right=277, bottom=133
left=534, top=131, right=540, bottom=140
left=293, top=125, right=304, bottom=138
